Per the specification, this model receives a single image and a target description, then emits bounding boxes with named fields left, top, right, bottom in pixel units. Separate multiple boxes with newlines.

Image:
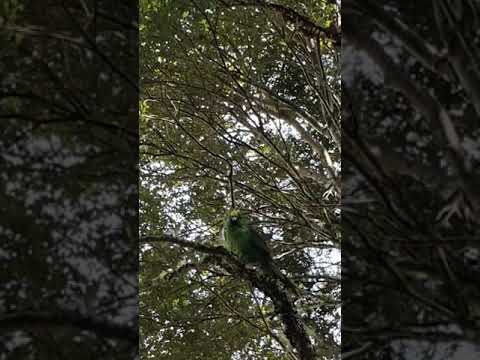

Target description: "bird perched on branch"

left=222, top=209, right=298, bottom=295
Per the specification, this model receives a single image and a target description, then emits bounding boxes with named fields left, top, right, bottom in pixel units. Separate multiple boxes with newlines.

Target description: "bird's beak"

left=231, top=216, right=237, bottom=222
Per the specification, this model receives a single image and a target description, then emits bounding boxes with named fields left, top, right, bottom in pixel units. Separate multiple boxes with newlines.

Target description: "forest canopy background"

left=139, top=0, right=340, bottom=359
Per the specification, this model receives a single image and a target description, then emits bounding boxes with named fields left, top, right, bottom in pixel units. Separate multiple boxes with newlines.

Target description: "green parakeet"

left=222, top=210, right=298, bottom=294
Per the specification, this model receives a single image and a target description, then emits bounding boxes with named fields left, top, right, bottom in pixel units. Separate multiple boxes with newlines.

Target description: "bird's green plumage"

left=222, top=210, right=271, bottom=265
left=222, top=210, right=298, bottom=295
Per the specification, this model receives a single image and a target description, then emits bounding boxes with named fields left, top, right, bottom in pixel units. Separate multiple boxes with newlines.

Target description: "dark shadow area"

left=342, top=1, right=480, bottom=359
left=0, top=1, right=138, bottom=358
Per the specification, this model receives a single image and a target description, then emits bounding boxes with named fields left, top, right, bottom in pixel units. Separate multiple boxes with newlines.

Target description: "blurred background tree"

left=1, top=1, right=138, bottom=359
left=343, top=1, right=480, bottom=358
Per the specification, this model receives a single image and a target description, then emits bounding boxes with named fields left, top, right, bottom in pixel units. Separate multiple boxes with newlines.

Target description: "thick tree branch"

left=141, top=234, right=228, bottom=256
left=218, top=0, right=340, bottom=46
left=143, top=233, right=319, bottom=360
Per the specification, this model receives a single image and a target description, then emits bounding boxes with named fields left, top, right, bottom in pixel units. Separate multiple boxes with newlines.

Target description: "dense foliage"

left=140, top=0, right=340, bottom=359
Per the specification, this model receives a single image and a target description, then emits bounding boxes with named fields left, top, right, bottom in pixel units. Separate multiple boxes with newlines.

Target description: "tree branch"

left=143, top=233, right=319, bottom=359
left=218, top=0, right=340, bottom=46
